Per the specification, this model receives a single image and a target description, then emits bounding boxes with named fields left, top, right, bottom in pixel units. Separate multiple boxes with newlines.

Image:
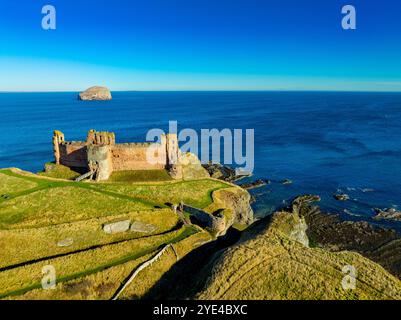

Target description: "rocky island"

left=78, top=86, right=112, bottom=101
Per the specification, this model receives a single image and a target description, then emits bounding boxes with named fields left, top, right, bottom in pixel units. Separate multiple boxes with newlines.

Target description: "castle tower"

left=53, top=130, right=65, bottom=164
left=166, top=133, right=183, bottom=180
left=87, top=144, right=113, bottom=181
left=85, top=130, right=114, bottom=181
left=86, top=129, right=96, bottom=145
left=86, top=130, right=115, bottom=145
left=166, top=133, right=179, bottom=166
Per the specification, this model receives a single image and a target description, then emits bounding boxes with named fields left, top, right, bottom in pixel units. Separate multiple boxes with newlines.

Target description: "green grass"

left=97, top=179, right=230, bottom=209
left=108, top=170, right=172, bottom=182
left=38, top=163, right=81, bottom=180
left=195, top=212, right=401, bottom=300
left=0, top=172, right=38, bottom=195
left=0, top=169, right=167, bottom=229
left=0, top=168, right=232, bottom=299
left=2, top=167, right=400, bottom=300
left=0, top=186, right=153, bottom=229
left=0, top=225, right=198, bottom=299
left=0, top=169, right=228, bottom=209
left=11, top=253, right=155, bottom=300
left=118, top=230, right=212, bottom=300
left=11, top=230, right=212, bottom=300
left=0, top=208, right=179, bottom=269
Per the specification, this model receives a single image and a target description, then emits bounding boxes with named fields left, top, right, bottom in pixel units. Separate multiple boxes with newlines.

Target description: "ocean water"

left=0, top=91, right=400, bottom=231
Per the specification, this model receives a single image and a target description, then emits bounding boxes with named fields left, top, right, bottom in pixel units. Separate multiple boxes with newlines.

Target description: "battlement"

left=86, top=130, right=115, bottom=145
left=52, top=130, right=183, bottom=181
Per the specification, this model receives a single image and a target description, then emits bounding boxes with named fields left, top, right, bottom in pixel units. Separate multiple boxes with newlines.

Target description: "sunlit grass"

left=0, top=208, right=179, bottom=269
left=0, top=225, right=197, bottom=299
left=0, top=186, right=153, bottom=229
left=0, top=172, right=37, bottom=195
left=108, top=170, right=173, bottom=182
left=38, top=163, right=81, bottom=180
left=196, top=212, right=401, bottom=300
left=97, top=179, right=229, bottom=209
left=0, top=169, right=231, bottom=300
left=10, top=230, right=211, bottom=300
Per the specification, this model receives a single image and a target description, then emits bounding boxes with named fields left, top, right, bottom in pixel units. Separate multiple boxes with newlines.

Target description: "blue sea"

left=1, top=91, right=401, bottom=232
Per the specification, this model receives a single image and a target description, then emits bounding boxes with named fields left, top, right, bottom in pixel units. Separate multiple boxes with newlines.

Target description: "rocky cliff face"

left=78, top=86, right=112, bottom=101
left=208, top=187, right=254, bottom=232
left=179, top=152, right=210, bottom=180
left=296, top=196, right=401, bottom=280
left=144, top=196, right=401, bottom=300
left=183, top=186, right=254, bottom=237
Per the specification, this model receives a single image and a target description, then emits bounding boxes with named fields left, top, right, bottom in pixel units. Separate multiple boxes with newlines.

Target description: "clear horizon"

left=2, top=89, right=401, bottom=93
left=1, top=0, right=401, bottom=92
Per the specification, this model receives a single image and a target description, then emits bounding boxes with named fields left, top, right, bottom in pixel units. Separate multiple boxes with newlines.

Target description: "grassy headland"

left=0, top=168, right=230, bottom=299
left=1, top=167, right=401, bottom=300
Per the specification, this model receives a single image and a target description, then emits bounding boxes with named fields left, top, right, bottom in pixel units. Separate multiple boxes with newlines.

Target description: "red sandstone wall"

left=58, top=142, right=169, bottom=171
left=111, top=143, right=167, bottom=171
left=59, top=143, right=88, bottom=168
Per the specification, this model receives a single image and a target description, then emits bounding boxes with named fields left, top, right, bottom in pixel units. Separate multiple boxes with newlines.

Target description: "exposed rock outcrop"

left=334, top=193, right=350, bottom=201
left=179, top=153, right=210, bottom=180
left=374, top=208, right=401, bottom=221
left=57, top=238, right=74, bottom=247
left=103, top=220, right=131, bottom=234
left=78, top=86, right=112, bottom=101
left=179, top=186, right=254, bottom=236
left=211, top=187, right=254, bottom=227
left=238, top=179, right=270, bottom=190
left=289, top=215, right=309, bottom=247
left=181, top=204, right=227, bottom=236
left=202, top=163, right=249, bottom=182
left=130, top=221, right=158, bottom=234
left=295, top=196, right=401, bottom=279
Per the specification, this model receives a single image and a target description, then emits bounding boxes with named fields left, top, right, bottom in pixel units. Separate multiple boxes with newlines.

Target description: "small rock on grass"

left=130, top=221, right=158, bottom=233
left=103, top=220, right=131, bottom=234
left=57, top=238, right=74, bottom=247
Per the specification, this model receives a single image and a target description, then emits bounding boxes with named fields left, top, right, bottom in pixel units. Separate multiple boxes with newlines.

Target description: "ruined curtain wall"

left=59, top=143, right=88, bottom=168
left=110, top=143, right=167, bottom=171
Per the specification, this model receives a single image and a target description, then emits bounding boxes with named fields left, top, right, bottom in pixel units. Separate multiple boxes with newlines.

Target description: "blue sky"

left=1, top=0, right=401, bottom=91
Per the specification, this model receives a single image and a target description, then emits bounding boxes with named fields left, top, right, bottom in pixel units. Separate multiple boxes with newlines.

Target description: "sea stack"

left=78, top=86, right=112, bottom=101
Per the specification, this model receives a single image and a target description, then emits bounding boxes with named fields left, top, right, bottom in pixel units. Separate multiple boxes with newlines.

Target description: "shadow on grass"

left=142, top=214, right=274, bottom=300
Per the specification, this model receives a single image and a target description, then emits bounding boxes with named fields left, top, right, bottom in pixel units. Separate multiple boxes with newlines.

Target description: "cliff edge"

left=193, top=208, right=401, bottom=299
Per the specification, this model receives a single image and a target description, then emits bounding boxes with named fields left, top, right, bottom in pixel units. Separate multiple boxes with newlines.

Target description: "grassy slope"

left=0, top=168, right=230, bottom=300
left=12, top=230, right=212, bottom=300
left=0, top=186, right=153, bottom=229
left=97, top=179, right=228, bottom=209
left=4, top=168, right=398, bottom=300
left=196, top=212, right=401, bottom=300
left=0, top=172, right=38, bottom=194
left=0, top=226, right=196, bottom=299
left=38, top=163, right=81, bottom=180
left=118, top=230, right=212, bottom=300
left=0, top=209, right=179, bottom=269
left=108, top=170, right=173, bottom=182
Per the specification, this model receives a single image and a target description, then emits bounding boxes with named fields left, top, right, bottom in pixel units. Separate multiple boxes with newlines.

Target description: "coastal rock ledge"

left=79, top=86, right=112, bottom=101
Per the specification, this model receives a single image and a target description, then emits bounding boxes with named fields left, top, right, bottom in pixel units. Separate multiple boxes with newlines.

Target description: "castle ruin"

left=53, top=130, right=183, bottom=181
